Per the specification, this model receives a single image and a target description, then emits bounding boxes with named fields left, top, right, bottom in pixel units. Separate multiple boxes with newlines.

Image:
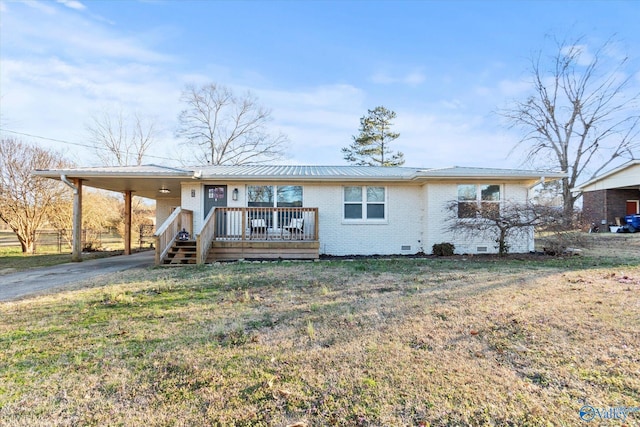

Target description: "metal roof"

left=35, top=163, right=563, bottom=180
left=34, top=164, right=191, bottom=177
left=188, top=165, right=565, bottom=181
left=191, top=165, right=422, bottom=179
left=32, top=164, right=564, bottom=199
left=415, top=166, right=566, bottom=179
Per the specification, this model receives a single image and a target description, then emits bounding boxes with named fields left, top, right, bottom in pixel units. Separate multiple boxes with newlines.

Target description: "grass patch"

left=0, top=246, right=139, bottom=273
left=0, top=247, right=79, bottom=272
left=0, top=238, right=639, bottom=425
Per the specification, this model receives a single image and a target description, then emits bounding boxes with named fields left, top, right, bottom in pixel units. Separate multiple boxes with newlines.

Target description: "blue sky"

left=1, top=0, right=639, bottom=169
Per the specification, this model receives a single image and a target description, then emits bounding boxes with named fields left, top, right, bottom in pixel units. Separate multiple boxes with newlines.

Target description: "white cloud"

left=560, top=44, right=594, bottom=67
left=440, top=99, right=464, bottom=110
left=370, top=68, right=426, bottom=86
left=497, top=79, right=531, bottom=97
left=3, top=2, right=172, bottom=63
left=56, top=0, right=86, bottom=11
left=22, top=0, right=57, bottom=14
left=394, top=111, right=518, bottom=168
left=0, top=1, right=524, bottom=170
left=253, top=84, right=367, bottom=163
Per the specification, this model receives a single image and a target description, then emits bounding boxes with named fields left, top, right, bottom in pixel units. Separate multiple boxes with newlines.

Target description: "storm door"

left=204, top=185, right=227, bottom=235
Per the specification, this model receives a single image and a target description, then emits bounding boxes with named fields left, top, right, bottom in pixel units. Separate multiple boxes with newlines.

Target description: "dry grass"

left=0, top=247, right=130, bottom=274
left=0, top=235, right=639, bottom=426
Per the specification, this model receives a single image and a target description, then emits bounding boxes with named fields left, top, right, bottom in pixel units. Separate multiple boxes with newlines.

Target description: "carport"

left=33, top=165, right=190, bottom=261
left=573, top=160, right=640, bottom=228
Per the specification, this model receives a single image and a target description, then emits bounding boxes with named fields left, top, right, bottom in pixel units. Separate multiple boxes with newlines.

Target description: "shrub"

left=432, top=242, right=455, bottom=256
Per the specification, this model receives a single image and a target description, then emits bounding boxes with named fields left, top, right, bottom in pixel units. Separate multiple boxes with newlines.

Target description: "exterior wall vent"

left=401, top=245, right=411, bottom=251
left=477, top=246, right=488, bottom=252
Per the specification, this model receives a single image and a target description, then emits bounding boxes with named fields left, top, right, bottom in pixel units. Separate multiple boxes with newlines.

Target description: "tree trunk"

left=498, top=229, right=508, bottom=256
left=562, top=177, right=576, bottom=223
left=18, top=236, right=34, bottom=254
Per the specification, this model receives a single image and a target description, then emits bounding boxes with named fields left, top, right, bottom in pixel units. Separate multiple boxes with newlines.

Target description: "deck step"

left=162, top=240, right=197, bottom=265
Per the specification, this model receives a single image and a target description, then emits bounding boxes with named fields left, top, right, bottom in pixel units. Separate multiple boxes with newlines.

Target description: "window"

left=457, top=184, right=501, bottom=219
left=247, top=186, right=274, bottom=207
left=248, top=185, right=303, bottom=207
left=247, top=185, right=303, bottom=228
left=344, top=186, right=386, bottom=220
left=457, top=184, right=478, bottom=219
left=277, top=186, right=303, bottom=207
left=480, top=184, right=501, bottom=219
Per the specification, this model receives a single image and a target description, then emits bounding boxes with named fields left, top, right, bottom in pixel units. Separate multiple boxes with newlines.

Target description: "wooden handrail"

left=206, top=207, right=319, bottom=242
left=196, top=207, right=218, bottom=264
left=153, top=207, right=193, bottom=265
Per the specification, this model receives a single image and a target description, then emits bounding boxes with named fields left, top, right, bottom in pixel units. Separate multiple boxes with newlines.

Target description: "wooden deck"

left=156, top=207, right=320, bottom=264
left=204, top=207, right=320, bottom=262
left=208, top=240, right=319, bottom=261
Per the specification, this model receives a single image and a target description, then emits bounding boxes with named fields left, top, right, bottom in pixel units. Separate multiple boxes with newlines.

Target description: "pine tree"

left=342, top=106, right=404, bottom=166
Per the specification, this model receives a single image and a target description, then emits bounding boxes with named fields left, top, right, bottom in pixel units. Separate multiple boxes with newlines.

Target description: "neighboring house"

left=572, top=160, right=640, bottom=228
left=34, top=164, right=563, bottom=264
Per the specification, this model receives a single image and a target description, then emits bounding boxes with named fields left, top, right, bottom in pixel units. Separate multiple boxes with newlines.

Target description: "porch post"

left=71, top=178, right=83, bottom=262
left=124, top=190, right=132, bottom=255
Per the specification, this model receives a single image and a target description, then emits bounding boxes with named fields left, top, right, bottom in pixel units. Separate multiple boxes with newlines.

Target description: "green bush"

left=432, top=242, right=455, bottom=256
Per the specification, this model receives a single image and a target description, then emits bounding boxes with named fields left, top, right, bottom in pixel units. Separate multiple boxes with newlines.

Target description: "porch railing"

left=205, top=207, right=319, bottom=243
left=196, top=206, right=217, bottom=264
left=153, top=207, right=193, bottom=265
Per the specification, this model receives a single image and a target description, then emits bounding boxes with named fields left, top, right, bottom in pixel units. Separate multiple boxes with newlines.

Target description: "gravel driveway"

left=0, top=251, right=155, bottom=301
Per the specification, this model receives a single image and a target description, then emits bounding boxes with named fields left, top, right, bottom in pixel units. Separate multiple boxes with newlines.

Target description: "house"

left=33, top=164, right=564, bottom=264
left=572, top=160, right=640, bottom=229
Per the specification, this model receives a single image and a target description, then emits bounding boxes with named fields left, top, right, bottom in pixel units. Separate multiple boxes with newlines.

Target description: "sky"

left=1, top=0, right=639, bottom=171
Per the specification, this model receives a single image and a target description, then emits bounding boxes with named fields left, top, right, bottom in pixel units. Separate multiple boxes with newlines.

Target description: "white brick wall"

left=424, top=182, right=534, bottom=254
left=181, top=182, right=202, bottom=231
left=305, top=183, right=424, bottom=256
left=162, top=180, right=536, bottom=256
left=156, top=198, right=181, bottom=226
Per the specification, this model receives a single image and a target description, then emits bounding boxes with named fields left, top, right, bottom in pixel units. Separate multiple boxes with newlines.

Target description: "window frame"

left=457, top=184, right=502, bottom=219
left=247, top=185, right=303, bottom=208
left=343, top=185, right=387, bottom=222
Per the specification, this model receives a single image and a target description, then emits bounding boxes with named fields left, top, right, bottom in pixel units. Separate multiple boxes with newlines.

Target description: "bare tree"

left=501, top=36, right=640, bottom=218
left=86, top=108, right=157, bottom=166
left=445, top=199, right=557, bottom=256
left=176, top=83, right=288, bottom=165
left=0, top=139, right=71, bottom=253
left=47, top=190, right=122, bottom=249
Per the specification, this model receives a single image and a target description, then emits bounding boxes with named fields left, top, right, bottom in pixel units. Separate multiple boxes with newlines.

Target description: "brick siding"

left=583, top=189, right=640, bottom=227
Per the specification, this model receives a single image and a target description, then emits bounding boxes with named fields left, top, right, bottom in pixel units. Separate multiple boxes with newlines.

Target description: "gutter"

left=60, top=174, right=78, bottom=194
left=527, top=176, right=545, bottom=189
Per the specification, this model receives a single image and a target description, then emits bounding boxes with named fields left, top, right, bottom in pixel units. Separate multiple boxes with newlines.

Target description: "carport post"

left=124, top=190, right=132, bottom=255
left=61, top=175, right=83, bottom=262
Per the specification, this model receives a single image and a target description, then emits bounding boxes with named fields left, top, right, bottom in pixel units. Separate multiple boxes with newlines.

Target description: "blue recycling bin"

left=624, top=214, right=640, bottom=231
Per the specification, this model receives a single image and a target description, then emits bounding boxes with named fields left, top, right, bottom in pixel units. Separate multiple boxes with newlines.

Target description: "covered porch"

left=155, top=207, right=319, bottom=265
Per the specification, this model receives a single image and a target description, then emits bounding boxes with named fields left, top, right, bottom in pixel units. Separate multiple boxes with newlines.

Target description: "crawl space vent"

left=401, top=245, right=411, bottom=251
left=477, top=246, right=488, bottom=252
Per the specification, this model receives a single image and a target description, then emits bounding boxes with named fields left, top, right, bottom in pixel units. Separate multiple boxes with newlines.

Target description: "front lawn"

left=1, top=251, right=638, bottom=426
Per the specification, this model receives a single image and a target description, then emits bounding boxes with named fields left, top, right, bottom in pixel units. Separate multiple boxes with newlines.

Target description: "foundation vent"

left=477, top=246, right=488, bottom=252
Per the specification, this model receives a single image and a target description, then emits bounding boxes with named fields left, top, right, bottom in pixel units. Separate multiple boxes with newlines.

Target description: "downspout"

left=60, top=174, right=78, bottom=194
left=61, top=174, right=82, bottom=262
left=527, top=176, right=545, bottom=190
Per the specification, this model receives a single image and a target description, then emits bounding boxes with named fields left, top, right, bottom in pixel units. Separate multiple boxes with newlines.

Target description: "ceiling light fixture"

left=158, top=187, right=171, bottom=194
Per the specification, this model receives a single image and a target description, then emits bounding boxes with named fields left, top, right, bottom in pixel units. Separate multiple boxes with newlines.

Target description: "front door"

left=204, top=185, right=228, bottom=235
left=627, top=200, right=639, bottom=215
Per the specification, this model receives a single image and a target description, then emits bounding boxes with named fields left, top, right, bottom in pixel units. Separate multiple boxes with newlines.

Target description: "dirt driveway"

left=0, top=251, right=155, bottom=302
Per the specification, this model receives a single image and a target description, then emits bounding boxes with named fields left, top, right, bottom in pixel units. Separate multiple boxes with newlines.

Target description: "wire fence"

left=0, top=225, right=156, bottom=254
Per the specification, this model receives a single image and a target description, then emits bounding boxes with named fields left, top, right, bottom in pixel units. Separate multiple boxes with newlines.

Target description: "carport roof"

left=572, top=160, right=640, bottom=192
